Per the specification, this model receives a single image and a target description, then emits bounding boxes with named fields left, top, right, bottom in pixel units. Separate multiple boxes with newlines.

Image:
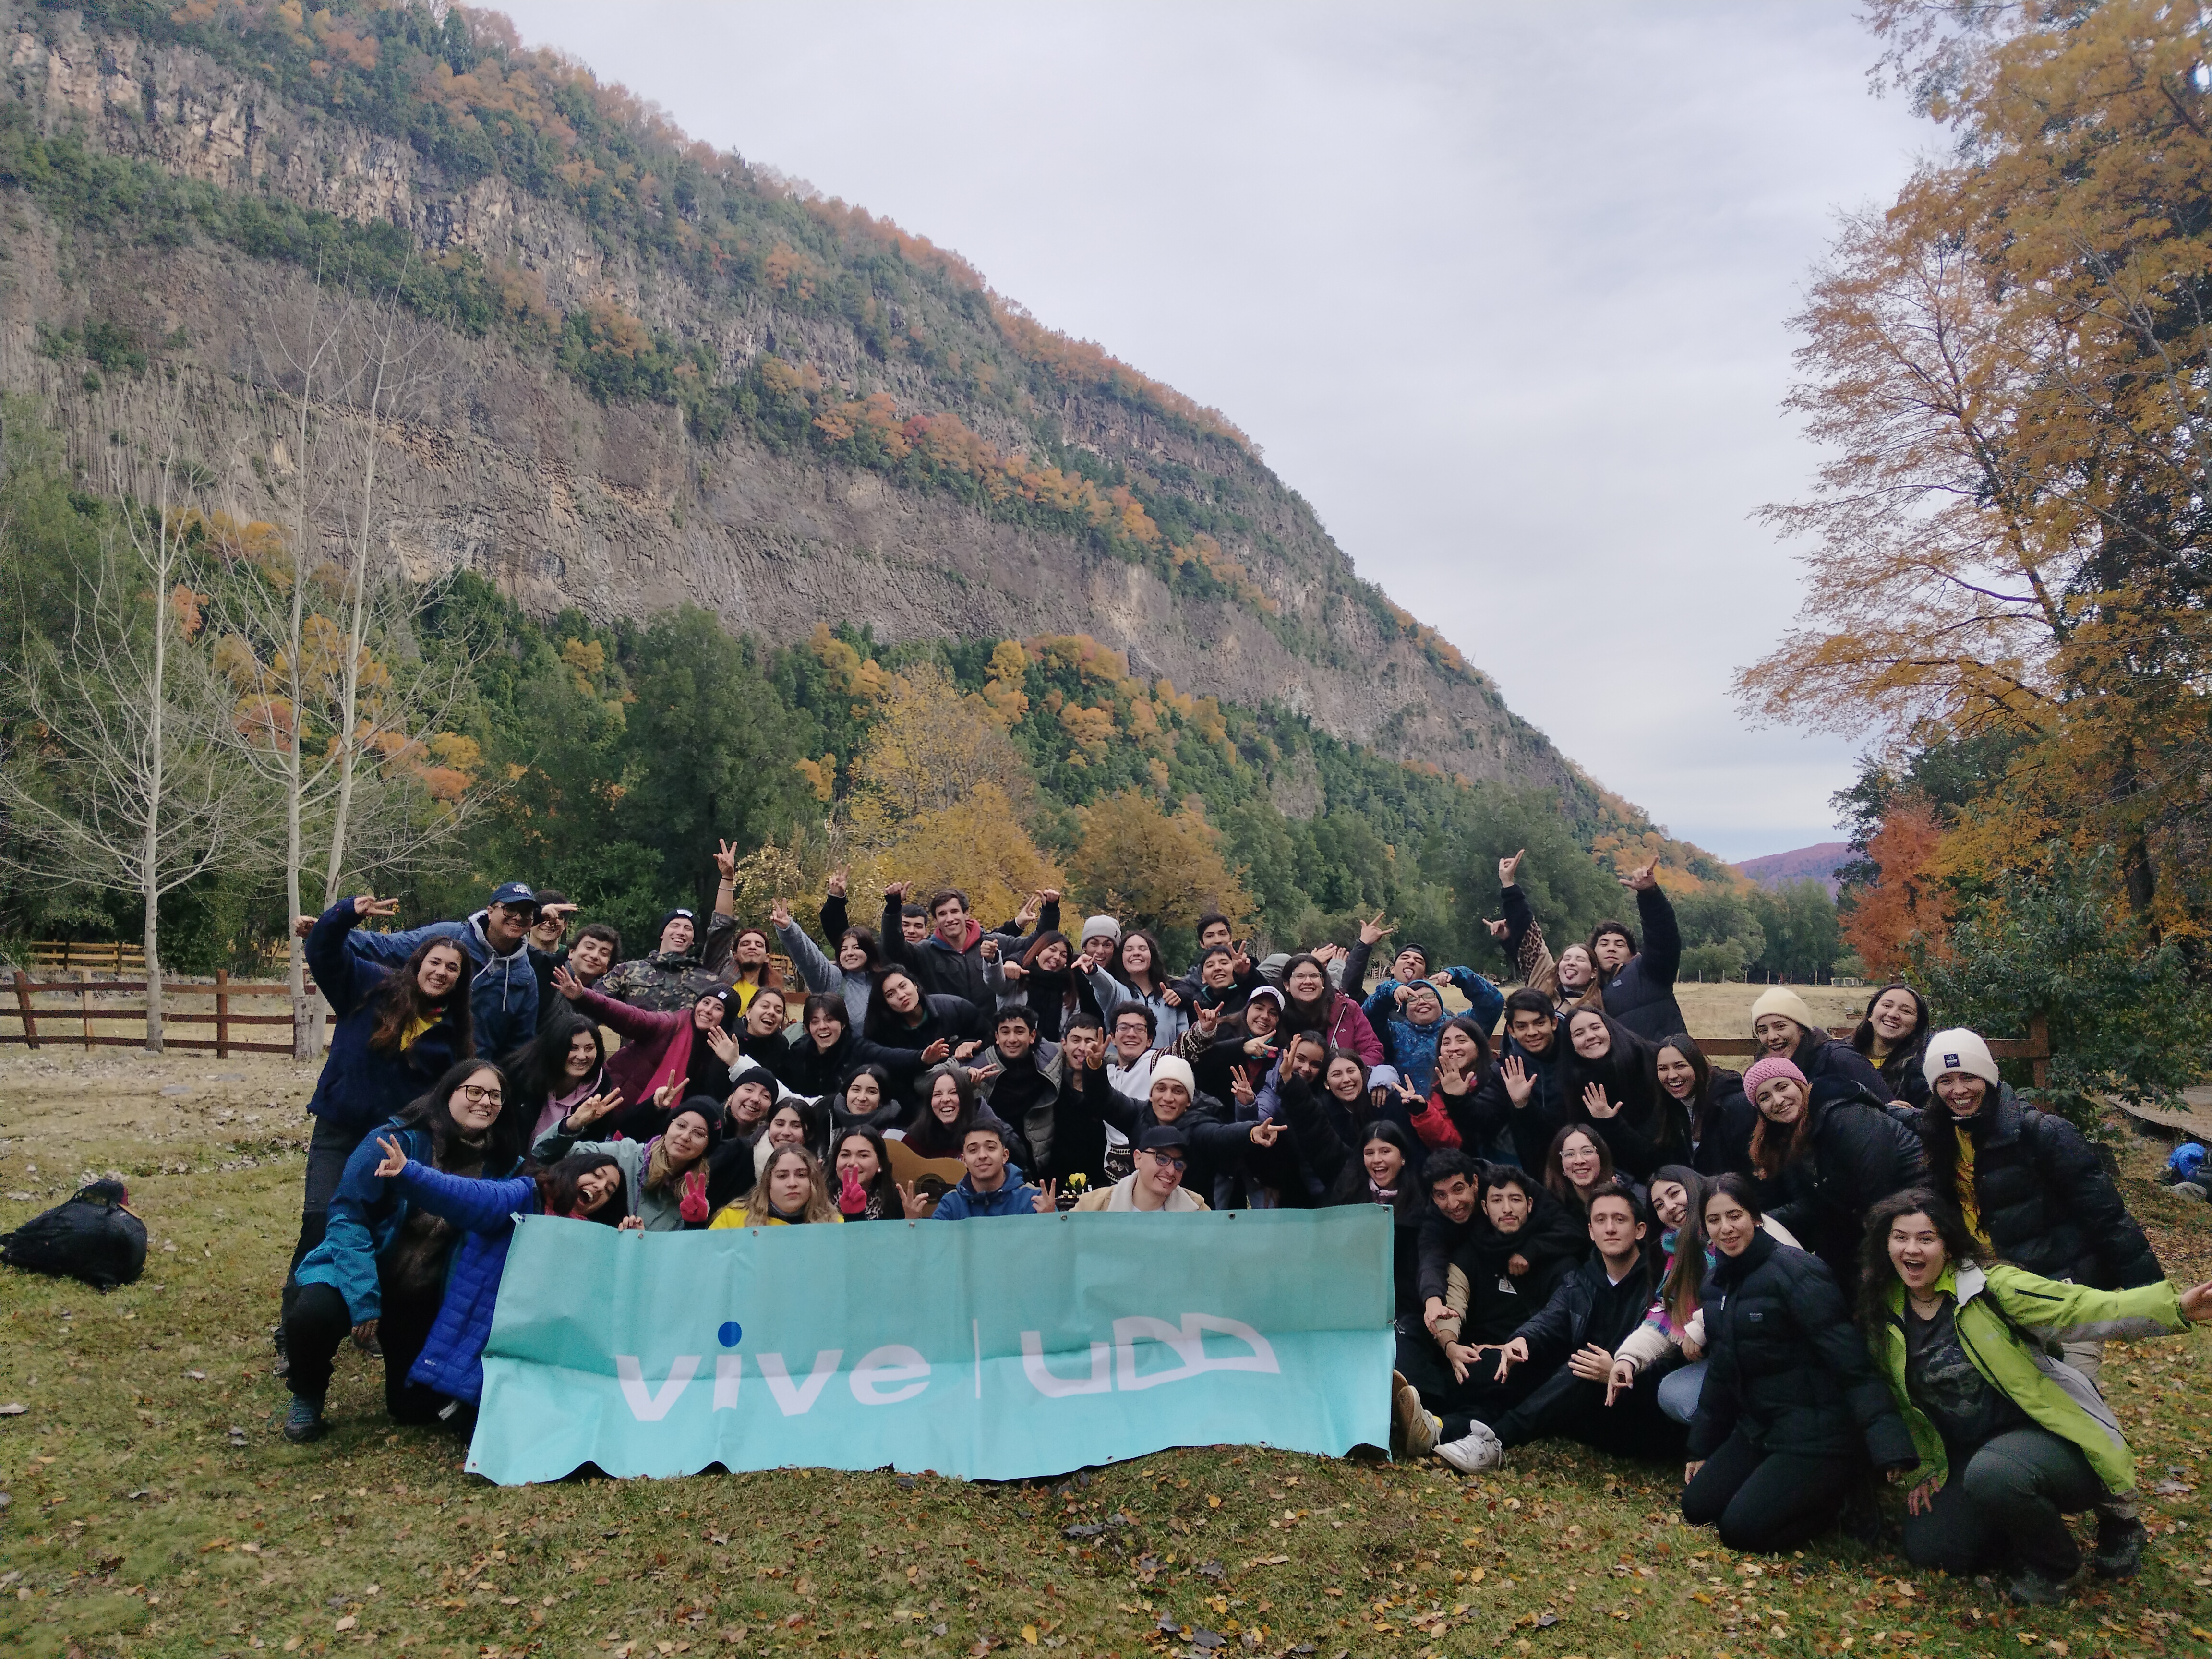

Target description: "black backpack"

left=2, top=1178, right=148, bottom=1290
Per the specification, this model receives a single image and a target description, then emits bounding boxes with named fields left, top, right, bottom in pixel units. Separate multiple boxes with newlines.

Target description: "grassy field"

left=6, top=1010, right=2212, bottom=1659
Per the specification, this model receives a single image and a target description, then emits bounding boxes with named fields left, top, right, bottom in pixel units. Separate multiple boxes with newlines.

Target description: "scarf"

left=1368, top=1178, right=1398, bottom=1204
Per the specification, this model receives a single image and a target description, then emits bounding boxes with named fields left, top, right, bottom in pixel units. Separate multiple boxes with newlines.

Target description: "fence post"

left=11, top=970, right=36, bottom=1050
left=216, top=968, right=231, bottom=1060
left=78, top=967, right=93, bottom=1051
left=2030, top=1012, right=2050, bottom=1090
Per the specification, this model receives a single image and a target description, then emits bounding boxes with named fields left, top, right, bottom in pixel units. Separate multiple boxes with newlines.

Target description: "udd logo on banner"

left=613, top=1313, right=1277, bottom=1422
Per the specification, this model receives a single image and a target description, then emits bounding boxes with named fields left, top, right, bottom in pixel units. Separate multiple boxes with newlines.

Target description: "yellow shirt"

left=707, top=1205, right=840, bottom=1229
left=1953, top=1125, right=1994, bottom=1252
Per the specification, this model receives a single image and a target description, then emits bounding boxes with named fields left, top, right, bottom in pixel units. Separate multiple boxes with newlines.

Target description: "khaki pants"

left=2060, top=1338, right=2103, bottom=1390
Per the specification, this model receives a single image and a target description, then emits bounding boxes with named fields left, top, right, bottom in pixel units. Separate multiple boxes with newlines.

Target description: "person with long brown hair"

left=1743, top=1054, right=1924, bottom=1285
left=289, top=894, right=477, bottom=1346
left=718, top=1144, right=843, bottom=1226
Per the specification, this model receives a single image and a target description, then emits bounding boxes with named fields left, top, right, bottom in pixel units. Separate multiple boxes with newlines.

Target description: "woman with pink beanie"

left=1742, top=1052, right=1926, bottom=1285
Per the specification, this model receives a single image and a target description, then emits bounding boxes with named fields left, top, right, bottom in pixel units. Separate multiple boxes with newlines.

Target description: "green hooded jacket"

left=1874, top=1261, right=2184, bottom=1494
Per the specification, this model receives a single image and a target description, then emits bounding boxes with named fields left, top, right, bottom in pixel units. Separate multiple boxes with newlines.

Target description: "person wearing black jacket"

left=1121, top=1057, right=1274, bottom=1209
left=1584, top=857, right=1689, bottom=1044
left=1047, top=1014, right=1121, bottom=1191
left=1297, top=1118, right=1427, bottom=1317
left=1654, top=1034, right=1759, bottom=1179
left=878, top=882, right=1056, bottom=1009
left=849, top=967, right=986, bottom=1116
left=1745, top=1054, right=1926, bottom=1286
left=1917, top=1029, right=2162, bottom=1385
left=1432, top=1185, right=1678, bottom=1471
left=759, top=993, right=858, bottom=1100
left=1750, top=986, right=1891, bottom=1103
left=1558, top=1009, right=1688, bottom=1180
left=1467, top=989, right=1568, bottom=1168
left=1855, top=983, right=1935, bottom=1111
left=1681, top=1174, right=1917, bottom=1552
left=971, top=1006, right=1067, bottom=1176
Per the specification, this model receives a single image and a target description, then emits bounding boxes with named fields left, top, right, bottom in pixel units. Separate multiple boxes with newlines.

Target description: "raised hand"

left=920, top=1038, right=950, bottom=1064
left=1193, top=1004, right=1221, bottom=1037
left=568, top=1090, right=624, bottom=1129
left=372, top=1134, right=409, bottom=1178
left=769, top=898, right=793, bottom=929
left=1014, top=892, right=1041, bottom=929
left=837, top=1167, right=868, bottom=1217
left=1621, top=855, right=1659, bottom=891
left=1031, top=1180, right=1058, bottom=1214
left=351, top=893, right=400, bottom=920
left=953, top=1040, right=981, bottom=1061
left=896, top=1180, right=932, bottom=1220
left=1358, top=914, right=1394, bottom=947
left=715, top=839, right=739, bottom=880
left=1248, top=1118, right=1284, bottom=1147
left=1038, top=889, right=1061, bottom=905
left=1582, top=1081, right=1621, bottom=1119
left=964, top=1063, right=1003, bottom=1085
left=704, top=1025, right=740, bottom=1066
left=1481, top=916, right=1510, bottom=941
left=1396, top=1079, right=1425, bottom=1107
left=552, top=965, right=589, bottom=1002
left=653, top=1080, right=683, bottom=1113
left=1229, top=1071, right=1257, bottom=1108
left=884, top=880, right=910, bottom=902
left=1161, top=987, right=1183, bottom=1007
left=292, top=913, right=317, bottom=938
left=827, top=868, right=848, bottom=899
left=1312, top=942, right=1345, bottom=965
left=1501, top=1054, right=1534, bottom=1106
left=617, top=1214, right=644, bottom=1232
left=980, top=938, right=999, bottom=964
left=1498, top=849, right=1525, bottom=887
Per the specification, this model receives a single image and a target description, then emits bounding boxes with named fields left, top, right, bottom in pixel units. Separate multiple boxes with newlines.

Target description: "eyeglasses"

left=1140, top=1152, right=1187, bottom=1172
left=457, top=1083, right=505, bottom=1104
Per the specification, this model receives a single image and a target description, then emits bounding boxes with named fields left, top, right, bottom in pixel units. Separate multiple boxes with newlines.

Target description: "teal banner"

left=466, top=1207, right=1395, bottom=1485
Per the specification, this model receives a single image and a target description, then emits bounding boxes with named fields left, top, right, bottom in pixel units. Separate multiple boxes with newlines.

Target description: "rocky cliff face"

left=0, top=1, right=1587, bottom=803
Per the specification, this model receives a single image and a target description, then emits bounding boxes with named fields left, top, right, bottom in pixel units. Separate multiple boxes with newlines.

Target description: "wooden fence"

left=1701, top=1018, right=2052, bottom=1089
left=2, top=971, right=325, bottom=1057
left=28, top=939, right=147, bottom=974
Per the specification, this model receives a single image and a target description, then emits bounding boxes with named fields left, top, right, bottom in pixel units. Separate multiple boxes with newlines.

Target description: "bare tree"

left=214, top=283, right=486, bottom=1056
left=0, top=396, right=272, bottom=1051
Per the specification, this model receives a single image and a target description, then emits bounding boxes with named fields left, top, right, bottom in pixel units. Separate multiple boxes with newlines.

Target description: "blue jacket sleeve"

left=1447, top=967, right=1505, bottom=1033
left=305, top=901, right=377, bottom=1018
left=393, top=1162, right=537, bottom=1233
left=320, top=1128, right=418, bottom=1323
left=349, top=918, right=468, bottom=967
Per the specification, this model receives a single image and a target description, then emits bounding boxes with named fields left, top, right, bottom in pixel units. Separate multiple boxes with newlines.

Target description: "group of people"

left=269, top=843, right=2206, bottom=1607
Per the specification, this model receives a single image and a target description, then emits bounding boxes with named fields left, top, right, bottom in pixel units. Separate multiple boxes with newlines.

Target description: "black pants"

left=1901, top=1427, right=2104, bottom=1579
left=282, top=1280, right=447, bottom=1421
left=1494, top=1365, right=1687, bottom=1460
left=288, top=1117, right=373, bottom=1274
left=1396, top=1324, right=1541, bottom=1435
left=1681, top=1428, right=1855, bottom=1553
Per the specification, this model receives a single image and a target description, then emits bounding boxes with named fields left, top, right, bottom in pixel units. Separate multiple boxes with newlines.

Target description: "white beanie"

left=1923, top=1028, right=1999, bottom=1089
left=1149, top=1055, right=1196, bottom=1097
left=1082, top=914, right=1122, bottom=945
left=1750, top=986, right=1818, bottom=1034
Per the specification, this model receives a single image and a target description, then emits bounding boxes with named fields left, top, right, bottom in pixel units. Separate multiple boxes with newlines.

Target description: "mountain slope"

left=1735, top=842, right=1850, bottom=896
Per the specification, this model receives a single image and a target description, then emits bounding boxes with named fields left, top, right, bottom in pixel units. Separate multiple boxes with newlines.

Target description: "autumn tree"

left=1838, top=794, right=1948, bottom=980
left=1070, top=791, right=1254, bottom=938
left=1739, top=0, right=2212, bottom=926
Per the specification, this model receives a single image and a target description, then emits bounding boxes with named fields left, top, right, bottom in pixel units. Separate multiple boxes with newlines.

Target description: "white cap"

left=1923, top=1028, right=1999, bottom=1089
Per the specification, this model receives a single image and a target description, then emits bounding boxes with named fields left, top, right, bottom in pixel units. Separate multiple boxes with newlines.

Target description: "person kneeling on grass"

left=364, top=1140, right=624, bottom=1417
left=1423, top=1185, right=1682, bottom=1472
left=1072, top=1123, right=1212, bottom=1212
left=282, top=1059, right=524, bottom=1443
left=929, top=1116, right=1057, bottom=1219
left=1862, top=1188, right=2212, bottom=1603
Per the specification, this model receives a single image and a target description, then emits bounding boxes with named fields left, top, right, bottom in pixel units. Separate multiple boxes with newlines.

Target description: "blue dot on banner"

left=718, top=1321, right=743, bottom=1348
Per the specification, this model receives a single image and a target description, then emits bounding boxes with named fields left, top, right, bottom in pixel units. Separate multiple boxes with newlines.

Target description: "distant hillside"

left=1735, top=842, right=1851, bottom=896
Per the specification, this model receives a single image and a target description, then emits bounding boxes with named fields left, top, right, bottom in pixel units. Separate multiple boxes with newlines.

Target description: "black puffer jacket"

left=1557, top=1012, right=1689, bottom=1179
left=1688, top=1067, right=1760, bottom=1180
left=1468, top=1029, right=1567, bottom=1167
left=1763, top=1087, right=1927, bottom=1284
left=1688, top=1230, right=1916, bottom=1467
left=1592, top=884, right=1687, bottom=1044
left=1865, top=1037, right=1932, bottom=1110
left=1918, top=1084, right=2161, bottom=1290
left=1791, top=1030, right=1891, bottom=1105
left=1512, top=1247, right=1659, bottom=1370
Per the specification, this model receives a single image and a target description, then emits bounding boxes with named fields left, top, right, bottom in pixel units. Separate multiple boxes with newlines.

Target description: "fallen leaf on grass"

left=334, top=1617, right=356, bottom=1633
left=0, top=1404, right=25, bottom=1416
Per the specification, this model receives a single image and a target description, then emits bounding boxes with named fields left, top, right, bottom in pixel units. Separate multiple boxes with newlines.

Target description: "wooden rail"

left=2, top=971, right=326, bottom=1056
left=1699, top=1019, right=2051, bottom=1089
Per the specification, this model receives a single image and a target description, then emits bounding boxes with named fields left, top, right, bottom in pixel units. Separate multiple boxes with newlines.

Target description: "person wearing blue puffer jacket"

left=288, top=895, right=474, bottom=1297
left=334, top=880, right=543, bottom=1060
left=280, top=1059, right=524, bottom=1444
left=1363, top=966, right=1506, bottom=1096
left=931, top=1117, right=1053, bottom=1219
left=364, top=1141, right=626, bottom=1413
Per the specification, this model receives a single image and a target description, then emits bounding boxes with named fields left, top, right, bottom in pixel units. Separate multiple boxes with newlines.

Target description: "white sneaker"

left=1435, top=1424, right=1504, bottom=1473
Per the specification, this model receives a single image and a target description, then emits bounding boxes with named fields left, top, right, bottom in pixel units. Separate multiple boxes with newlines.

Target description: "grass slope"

left=3, top=1048, right=2212, bottom=1659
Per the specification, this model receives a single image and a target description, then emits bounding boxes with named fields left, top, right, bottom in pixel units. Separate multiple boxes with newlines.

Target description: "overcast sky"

left=496, top=1, right=1930, bottom=862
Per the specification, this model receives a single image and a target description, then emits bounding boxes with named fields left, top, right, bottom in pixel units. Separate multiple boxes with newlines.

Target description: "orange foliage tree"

left=1839, top=796, right=1948, bottom=979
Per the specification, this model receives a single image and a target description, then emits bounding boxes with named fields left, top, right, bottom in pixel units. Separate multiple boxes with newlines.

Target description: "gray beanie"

left=1081, top=915, right=1122, bottom=946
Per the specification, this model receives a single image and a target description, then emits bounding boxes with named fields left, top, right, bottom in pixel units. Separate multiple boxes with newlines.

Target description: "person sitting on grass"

left=713, top=1144, right=842, bottom=1226
left=281, top=1058, right=523, bottom=1444
left=1072, top=1123, right=1212, bottom=1212
left=1860, top=1189, right=2212, bottom=1603
left=1423, top=1186, right=1679, bottom=1472
left=365, top=1142, right=624, bottom=1417
left=929, top=1117, right=1056, bottom=1219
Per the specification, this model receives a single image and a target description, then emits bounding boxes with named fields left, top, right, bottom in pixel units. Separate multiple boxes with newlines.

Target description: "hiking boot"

left=2005, top=1565, right=2073, bottom=1606
left=1435, top=1423, right=1505, bottom=1474
left=282, top=1394, right=328, bottom=1443
left=1391, top=1373, right=1439, bottom=1459
left=2093, top=1513, right=2148, bottom=1579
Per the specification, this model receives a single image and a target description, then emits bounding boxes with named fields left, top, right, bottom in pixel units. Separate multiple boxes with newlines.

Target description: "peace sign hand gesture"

left=351, top=893, right=400, bottom=920
left=567, top=1090, right=624, bottom=1130
left=1032, top=1180, right=1059, bottom=1214
left=715, top=839, right=739, bottom=881
left=372, top=1134, right=409, bottom=1178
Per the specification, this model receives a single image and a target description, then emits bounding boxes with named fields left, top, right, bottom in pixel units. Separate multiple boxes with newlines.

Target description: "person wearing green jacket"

left=1859, top=1189, right=2212, bottom=1604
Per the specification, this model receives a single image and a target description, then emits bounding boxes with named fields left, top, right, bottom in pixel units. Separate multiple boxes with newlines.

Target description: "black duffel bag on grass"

left=2, top=1178, right=147, bottom=1289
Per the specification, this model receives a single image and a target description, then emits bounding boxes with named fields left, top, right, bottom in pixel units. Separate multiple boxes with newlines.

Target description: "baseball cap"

left=489, top=881, right=539, bottom=912
left=1138, top=1122, right=1191, bottom=1154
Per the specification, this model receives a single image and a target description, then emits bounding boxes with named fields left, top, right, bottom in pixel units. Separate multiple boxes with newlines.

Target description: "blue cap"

left=490, top=881, right=538, bottom=911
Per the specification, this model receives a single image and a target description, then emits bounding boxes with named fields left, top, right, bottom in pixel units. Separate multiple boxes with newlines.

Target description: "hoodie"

left=931, top=1161, right=1046, bottom=1219
left=344, top=909, right=539, bottom=1057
